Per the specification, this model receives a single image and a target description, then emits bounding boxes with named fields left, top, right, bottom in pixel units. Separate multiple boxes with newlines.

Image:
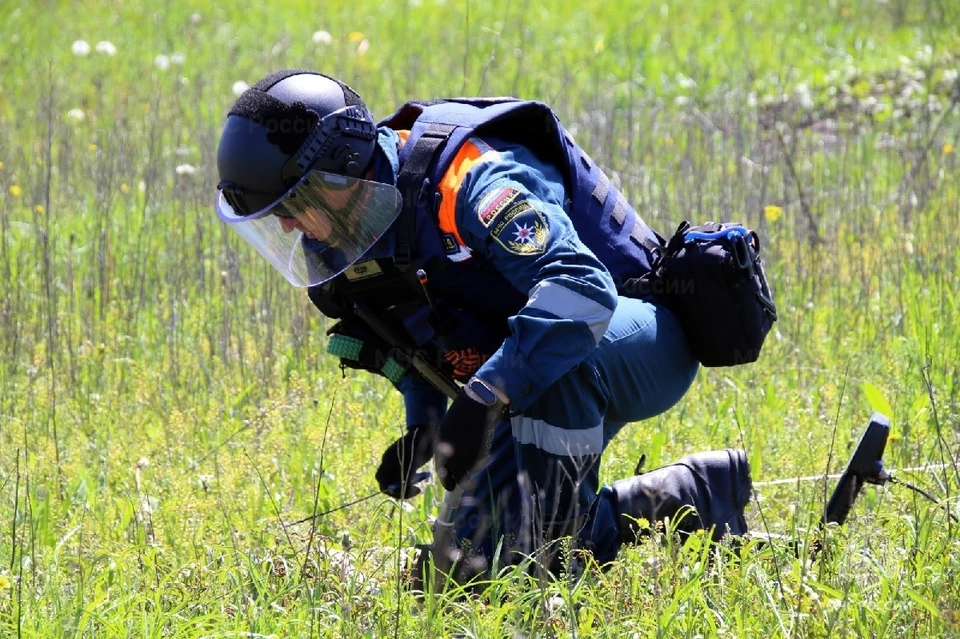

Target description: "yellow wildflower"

left=34, top=204, right=45, bottom=214
left=594, top=36, right=605, bottom=54
left=348, top=31, right=364, bottom=43
left=764, top=205, right=784, bottom=223
left=0, top=574, right=9, bottom=590
left=944, top=143, right=954, bottom=155
left=9, top=185, right=21, bottom=197
left=89, top=144, right=98, bottom=152
left=0, top=161, right=4, bottom=170
left=121, top=183, right=130, bottom=193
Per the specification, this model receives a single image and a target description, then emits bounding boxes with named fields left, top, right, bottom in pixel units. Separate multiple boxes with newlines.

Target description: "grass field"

left=1, top=0, right=960, bottom=636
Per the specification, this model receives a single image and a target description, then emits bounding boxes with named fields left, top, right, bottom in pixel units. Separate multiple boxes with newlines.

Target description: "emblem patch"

left=477, top=187, right=521, bottom=227
left=489, top=201, right=549, bottom=256
left=343, top=259, right=383, bottom=281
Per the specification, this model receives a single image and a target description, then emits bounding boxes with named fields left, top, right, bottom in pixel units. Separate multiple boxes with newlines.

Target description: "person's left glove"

left=376, top=424, right=437, bottom=499
left=435, top=379, right=507, bottom=491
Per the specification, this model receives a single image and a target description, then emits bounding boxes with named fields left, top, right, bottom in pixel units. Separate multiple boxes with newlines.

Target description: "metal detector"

left=822, top=412, right=891, bottom=526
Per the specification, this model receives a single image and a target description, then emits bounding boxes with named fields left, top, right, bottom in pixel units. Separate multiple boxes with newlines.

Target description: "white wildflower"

left=675, top=73, right=697, bottom=90
left=795, top=83, right=814, bottom=110
left=356, top=39, right=370, bottom=56
left=232, top=80, right=249, bottom=96
left=95, top=40, right=116, bottom=56
left=66, top=108, right=85, bottom=122
left=154, top=54, right=170, bottom=71
left=190, top=13, right=202, bottom=24
left=312, top=30, right=333, bottom=45
left=943, top=69, right=959, bottom=84
left=136, top=457, right=150, bottom=469
left=175, top=164, right=196, bottom=176
left=674, top=95, right=691, bottom=107
left=171, top=52, right=185, bottom=65
left=72, top=40, right=91, bottom=56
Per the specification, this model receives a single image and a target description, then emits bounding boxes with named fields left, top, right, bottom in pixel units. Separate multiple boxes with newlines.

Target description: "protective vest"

left=309, top=98, right=662, bottom=386
left=379, top=98, right=663, bottom=283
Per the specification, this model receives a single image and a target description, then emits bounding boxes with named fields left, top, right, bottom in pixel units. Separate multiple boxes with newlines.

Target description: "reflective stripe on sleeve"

left=511, top=416, right=603, bottom=457
left=525, top=280, right=612, bottom=343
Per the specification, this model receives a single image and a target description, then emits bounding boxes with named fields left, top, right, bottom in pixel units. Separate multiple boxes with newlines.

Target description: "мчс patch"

left=489, top=200, right=549, bottom=256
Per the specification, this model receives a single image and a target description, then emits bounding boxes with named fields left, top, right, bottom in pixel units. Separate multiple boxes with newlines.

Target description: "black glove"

left=435, top=381, right=506, bottom=491
left=376, top=424, right=437, bottom=499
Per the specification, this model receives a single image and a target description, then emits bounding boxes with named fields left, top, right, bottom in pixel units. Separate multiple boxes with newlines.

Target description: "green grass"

left=1, top=0, right=960, bottom=636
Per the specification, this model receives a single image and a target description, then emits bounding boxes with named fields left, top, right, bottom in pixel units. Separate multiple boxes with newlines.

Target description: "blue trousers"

left=448, top=296, right=699, bottom=569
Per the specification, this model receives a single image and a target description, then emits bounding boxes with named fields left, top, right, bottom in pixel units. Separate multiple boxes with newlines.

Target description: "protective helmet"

left=215, top=69, right=402, bottom=287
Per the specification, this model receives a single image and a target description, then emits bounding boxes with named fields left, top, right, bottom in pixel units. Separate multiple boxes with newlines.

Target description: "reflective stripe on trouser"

left=447, top=296, right=699, bottom=573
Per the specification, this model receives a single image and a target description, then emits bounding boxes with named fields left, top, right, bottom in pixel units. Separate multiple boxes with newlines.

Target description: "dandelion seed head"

left=171, top=52, right=185, bottom=65
left=312, top=30, right=333, bottom=45
left=155, top=54, right=170, bottom=71
left=72, top=40, right=91, bottom=56
left=175, top=164, right=196, bottom=176
left=67, top=108, right=85, bottom=122
left=95, top=40, right=117, bottom=56
left=232, top=80, right=249, bottom=96
left=190, top=13, right=202, bottom=24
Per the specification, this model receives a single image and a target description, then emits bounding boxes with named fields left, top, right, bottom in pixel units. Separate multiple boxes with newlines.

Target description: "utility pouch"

left=621, top=221, right=778, bottom=367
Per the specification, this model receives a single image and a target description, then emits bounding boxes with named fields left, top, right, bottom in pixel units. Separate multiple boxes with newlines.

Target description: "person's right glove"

left=435, top=378, right=507, bottom=491
left=376, top=423, right=437, bottom=499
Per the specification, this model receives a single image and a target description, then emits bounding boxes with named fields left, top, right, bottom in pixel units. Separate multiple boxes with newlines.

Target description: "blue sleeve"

left=398, top=371, right=448, bottom=428
left=454, top=144, right=617, bottom=411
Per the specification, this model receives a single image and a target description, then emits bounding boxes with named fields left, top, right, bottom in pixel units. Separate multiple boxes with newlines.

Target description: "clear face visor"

left=216, top=171, right=402, bottom=287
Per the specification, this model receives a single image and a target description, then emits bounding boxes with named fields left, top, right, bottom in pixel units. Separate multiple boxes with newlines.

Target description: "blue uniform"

left=351, top=123, right=701, bottom=568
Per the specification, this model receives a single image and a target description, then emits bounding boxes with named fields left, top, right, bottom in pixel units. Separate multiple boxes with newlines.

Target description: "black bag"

left=623, top=221, right=778, bottom=367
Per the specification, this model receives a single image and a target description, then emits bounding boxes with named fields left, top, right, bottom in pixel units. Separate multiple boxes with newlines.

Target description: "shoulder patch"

left=489, top=201, right=549, bottom=256
left=477, top=186, right=521, bottom=227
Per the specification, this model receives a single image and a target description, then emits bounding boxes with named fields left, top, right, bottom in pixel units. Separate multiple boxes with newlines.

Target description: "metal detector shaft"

left=351, top=302, right=460, bottom=400
left=351, top=302, right=464, bottom=591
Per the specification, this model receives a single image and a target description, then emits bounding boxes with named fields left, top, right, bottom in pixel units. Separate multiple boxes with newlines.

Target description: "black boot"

left=611, top=449, right=753, bottom=543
